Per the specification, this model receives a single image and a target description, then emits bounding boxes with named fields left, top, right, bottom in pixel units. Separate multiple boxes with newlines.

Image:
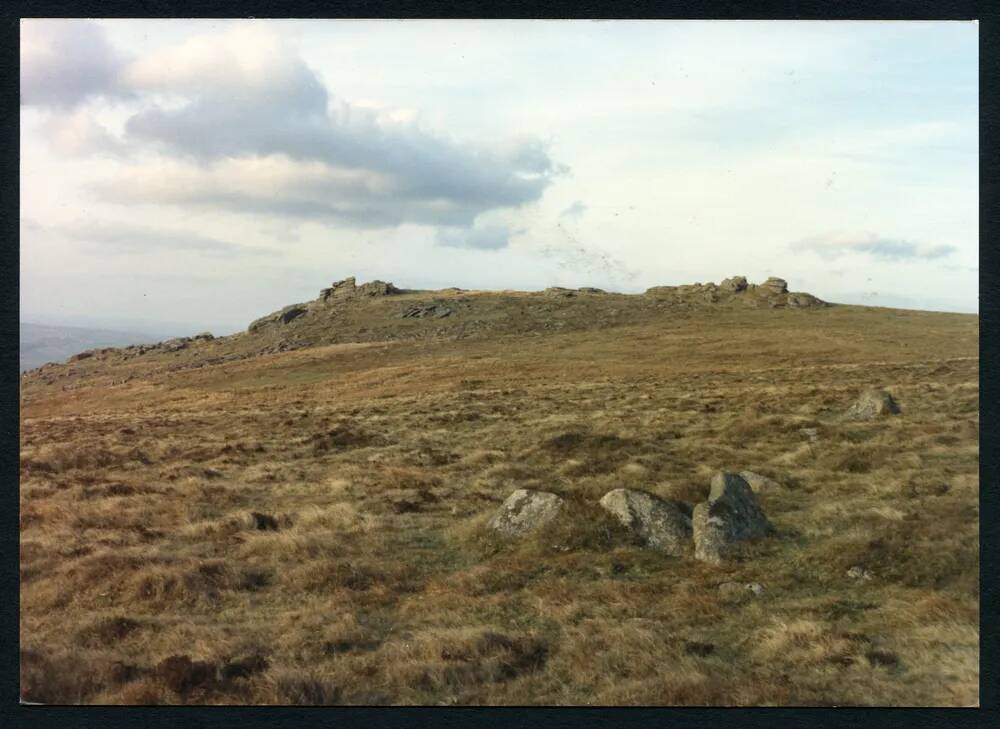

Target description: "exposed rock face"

left=739, top=470, right=782, bottom=494
left=846, top=389, right=901, bottom=420
left=401, top=303, right=453, bottom=319
left=488, top=489, right=565, bottom=538
left=248, top=304, right=309, bottom=333
left=720, top=275, right=748, bottom=293
left=320, top=277, right=401, bottom=302
left=760, top=277, right=788, bottom=294
left=598, top=488, right=692, bottom=556
left=787, top=292, right=823, bottom=308
left=693, top=472, right=772, bottom=564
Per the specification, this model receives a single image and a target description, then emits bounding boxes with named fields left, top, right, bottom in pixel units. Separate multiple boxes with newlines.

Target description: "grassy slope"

left=19, top=301, right=979, bottom=706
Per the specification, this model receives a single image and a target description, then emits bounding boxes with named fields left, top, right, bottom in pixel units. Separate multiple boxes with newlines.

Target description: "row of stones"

left=486, top=471, right=773, bottom=564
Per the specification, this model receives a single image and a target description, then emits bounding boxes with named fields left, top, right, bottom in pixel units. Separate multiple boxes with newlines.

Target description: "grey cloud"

left=794, top=233, right=958, bottom=262
left=435, top=225, right=512, bottom=250
left=21, top=20, right=131, bottom=108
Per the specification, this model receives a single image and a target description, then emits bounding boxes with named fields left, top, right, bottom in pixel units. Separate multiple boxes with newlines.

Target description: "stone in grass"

left=693, top=472, right=773, bottom=565
left=598, top=488, right=692, bottom=556
left=717, top=581, right=766, bottom=599
left=487, top=489, right=565, bottom=538
left=845, top=389, right=901, bottom=421
left=847, top=566, right=874, bottom=581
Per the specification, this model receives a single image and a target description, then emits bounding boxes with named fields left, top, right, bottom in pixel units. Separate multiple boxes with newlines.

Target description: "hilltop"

left=22, top=274, right=827, bottom=383
left=18, top=275, right=978, bottom=706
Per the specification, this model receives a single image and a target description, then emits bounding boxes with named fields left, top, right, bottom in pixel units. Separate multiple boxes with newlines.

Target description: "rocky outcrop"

left=846, top=389, right=901, bottom=420
left=320, top=277, right=401, bottom=302
left=248, top=304, right=309, bottom=333
left=488, top=489, right=565, bottom=538
left=543, top=287, right=577, bottom=298
left=760, top=277, right=788, bottom=295
left=720, top=275, right=748, bottom=293
left=693, top=472, right=772, bottom=564
left=598, top=488, right=692, bottom=556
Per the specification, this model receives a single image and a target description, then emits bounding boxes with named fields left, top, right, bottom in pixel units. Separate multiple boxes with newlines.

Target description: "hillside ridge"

left=23, top=274, right=828, bottom=377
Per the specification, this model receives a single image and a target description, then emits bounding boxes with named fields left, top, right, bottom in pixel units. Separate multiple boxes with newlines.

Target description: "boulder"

left=846, top=389, right=900, bottom=420
left=693, top=472, right=772, bottom=564
left=760, top=277, right=788, bottom=294
left=487, top=489, right=565, bottom=538
left=248, top=304, right=308, bottom=332
left=598, top=488, right=692, bottom=556
left=720, top=275, right=748, bottom=293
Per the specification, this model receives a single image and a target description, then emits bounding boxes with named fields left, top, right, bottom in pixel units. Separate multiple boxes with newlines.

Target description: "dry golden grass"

left=19, top=300, right=978, bottom=705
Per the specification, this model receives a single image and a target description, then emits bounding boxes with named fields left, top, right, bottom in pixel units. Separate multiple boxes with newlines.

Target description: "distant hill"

left=19, top=322, right=160, bottom=372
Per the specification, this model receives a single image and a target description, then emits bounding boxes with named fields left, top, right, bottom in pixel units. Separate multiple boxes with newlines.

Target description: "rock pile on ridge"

left=489, top=472, right=774, bottom=564
left=320, top=276, right=401, bottom=301
left=644, top=275, right=825, bottom=309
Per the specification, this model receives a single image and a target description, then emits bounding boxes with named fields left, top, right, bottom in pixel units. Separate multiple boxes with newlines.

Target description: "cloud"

left=560, top=201, right=587, bottom=219
left=94, top=155, right=500, bottom=228
left=793, top=231, right=958, bottom=262
left=88, top=26, right=563, bottom=230
left=20, top=20, right=132, bottom=108
left=44, top=110, right=128, bottom=157
left=435, top=224, right=512, bottom=250
left=35, top=219, right=275, bottom=257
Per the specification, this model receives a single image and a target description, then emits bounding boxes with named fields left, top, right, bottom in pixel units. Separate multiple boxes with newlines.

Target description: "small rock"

left=693, top=472, right=773, bottom=564
left=718, top=581, right=765, bottom=598
left=598, top=488, right=692, bottom=556
left=847, top=566, right=874, bottom=581
left=487, top=489, right=565, bottom=538
left=846, top=389, right=901, bottom=420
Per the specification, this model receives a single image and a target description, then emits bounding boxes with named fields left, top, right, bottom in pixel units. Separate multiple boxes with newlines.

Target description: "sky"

left=20, top=19, right=979, bottom=335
